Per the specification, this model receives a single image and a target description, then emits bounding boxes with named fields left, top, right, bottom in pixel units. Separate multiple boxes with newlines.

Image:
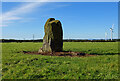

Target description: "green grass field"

left=2, top=42, right=118, bottom=79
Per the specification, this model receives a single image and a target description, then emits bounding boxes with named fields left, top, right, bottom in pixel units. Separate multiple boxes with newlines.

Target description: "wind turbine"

left=105, top=32, right=107, bottom=41
left=110, top=24, right=114, bottom=41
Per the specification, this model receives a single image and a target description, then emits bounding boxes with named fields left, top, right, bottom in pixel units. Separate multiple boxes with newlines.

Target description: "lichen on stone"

left=39, top=18, right=63, bottom=53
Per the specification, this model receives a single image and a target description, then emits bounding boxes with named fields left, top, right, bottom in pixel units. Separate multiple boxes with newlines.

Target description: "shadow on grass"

left=63, top=50, right=118, bottom=55
left=90, top=53, right=118, bottom=55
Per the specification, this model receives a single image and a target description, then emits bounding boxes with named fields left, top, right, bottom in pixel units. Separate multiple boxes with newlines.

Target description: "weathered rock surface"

left=38, top=18, right=63, bottom=53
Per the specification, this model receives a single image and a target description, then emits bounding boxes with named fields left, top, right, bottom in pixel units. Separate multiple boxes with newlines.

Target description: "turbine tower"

left=110, top=24, right=114, bottom=41
left=105, top=32, right=107, bottom=41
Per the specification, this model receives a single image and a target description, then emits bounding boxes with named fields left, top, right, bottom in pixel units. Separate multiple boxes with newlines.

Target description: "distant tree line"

left=0, top=39, right=120, bottom=43
left=0, top=39, right=43, bottom=43
left=63, top=39, right=120, bottom=42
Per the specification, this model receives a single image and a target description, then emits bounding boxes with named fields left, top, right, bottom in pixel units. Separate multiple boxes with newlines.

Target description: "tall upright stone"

left=39, top=18, right=63, bottom=52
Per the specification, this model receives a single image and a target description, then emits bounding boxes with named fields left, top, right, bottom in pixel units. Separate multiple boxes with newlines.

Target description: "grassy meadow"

left=2, top=42, right=118, bottom=79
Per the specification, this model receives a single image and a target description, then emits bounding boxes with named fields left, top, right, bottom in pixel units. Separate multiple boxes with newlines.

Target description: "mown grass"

left=2, top=42, right=118, bottom=79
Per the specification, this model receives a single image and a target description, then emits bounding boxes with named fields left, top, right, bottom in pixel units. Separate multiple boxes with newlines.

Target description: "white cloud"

left=3, top=21, right=14, bottom=24
left=0, top=25, right=8, bottom=27
left=1, top=3, right=41, bottom=21
left=0, top=0, right=48, bottom=27
left=3, top=17, right=22, bottom=21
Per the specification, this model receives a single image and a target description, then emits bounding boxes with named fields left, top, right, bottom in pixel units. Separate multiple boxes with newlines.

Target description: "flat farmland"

left=2, top=42, right=118, bottom=79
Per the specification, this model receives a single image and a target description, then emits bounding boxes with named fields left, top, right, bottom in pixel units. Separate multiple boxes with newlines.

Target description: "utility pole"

left=33, top=34, right=34, bottom=42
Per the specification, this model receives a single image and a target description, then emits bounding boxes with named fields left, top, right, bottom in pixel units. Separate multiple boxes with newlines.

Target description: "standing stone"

left=38, top=18, right=63, bottom=53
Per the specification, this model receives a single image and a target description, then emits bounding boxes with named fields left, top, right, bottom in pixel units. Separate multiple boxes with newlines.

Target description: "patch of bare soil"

left=22, top=51, right=96, bottom=57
